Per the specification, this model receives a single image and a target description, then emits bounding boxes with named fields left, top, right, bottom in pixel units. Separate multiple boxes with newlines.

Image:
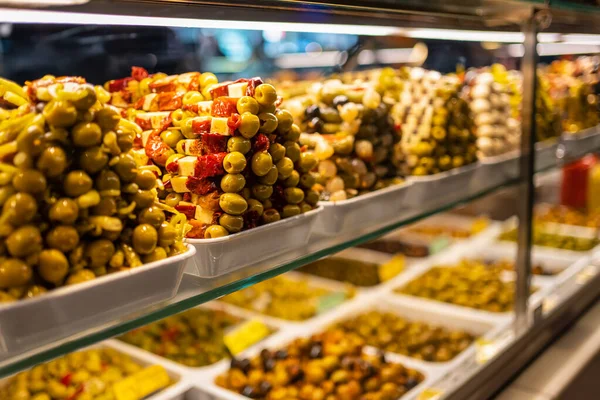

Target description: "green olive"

left=12, top=170, right=46, bottom=194
left=247, top=199, right=264, bottom=216
left=132, top=224, right=158, bottom=255
left=282, top=204, right=302, bottom=218
left=204, top=225, right=229, bottom=239
left=227, top=137, right=252, bottom=154
left=283, top=141, right=301, bottom=163
left=72, top=122, right=102, bottom=147
left=299, top=173, right=316, bottom=189
left=132, top=190, right=154, bottom=210
left=258, top=112, right=277, bottom=134
left=305, top=189, right=320, bottom=206
left=43, top=100, right=78, bottom=128
left=262, top=199, right=272, bottom=209
left=284, top=170, right=300, bottom=187
left=252, top=184, right=273, bottom=201
left=158, top=222, right=177, bottom=247
left=219, top=193, right=248, bottom=215
left=164, top=192, right=183, bottom=208
left=0, top=259, right=32, bottom=289
left=138, top=207, right=166, bottom=229
left=135, top=170, right=157, bottom=190
left=80, top=146, right=109, bottom=174
left=237, top=96, right=260, bottom=115
left=259, top=166, right=279, bottom=185
left=298, top=152, right=318, bottom=173
left=269, top=142, right=286, bottom=162
left=142, top=247, right=168, bottom=263
left=117, top=129, right=135, bottom=152
left=13, top=152, right=33, bottom=169
left=85, top=239, right=115, bottom=268
left=251, top=152, right=273, bottom=177
left=262, top=208, right=281, bottom=223
left=276, top=157, right=294, bottom=179
left=220, top=173, right=246, bottom=193
left=200, top=72, right=218, bottom=88
left=64, top=170, right=93, bottom=197
left=254, top=84, right=278, bottom=106
left=6, top=225, right=42, bottom=258
left=281, top=124, right=301, bottom=142
left=37, top=146, right=68, bottom=177
left=38, top=249, right=69, bottom=285
left=46, top=226, right=79, bottom=252
left=113, top=154, right=137, bottom=182
left=300, top=202, right=313, bottom=213
left=284, top=187, right=305, bottom=204
left=160, top=129, right=183, bottom=149
left=219, top=213, right=244, bottom=233
left=93, top=197, right=117, bottom=216
left=240, top=187, right=252, bottom=200
left=17, top=125, right=44, bottom=156
left=275, top=109, right=294, bottom=133
left=239, top=112, right=260, bottom=139
left=49, top=198, right=79, bottom=224
left=223, top=152, right=247, bottom=174
left=95, top=170, right=121, bottom=192
left=66, top=269, right=95, bottom=285
left=96, top=107, right=121, bottom=131
left=72, top=85, right=97, bottom=110
left=3, top=193, right=37, bottom=226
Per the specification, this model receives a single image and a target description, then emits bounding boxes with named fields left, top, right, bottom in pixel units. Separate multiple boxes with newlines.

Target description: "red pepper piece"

left=182, top=103, right=199, bottom=113
left=211, top=97, right=238, bottom=117
left=186, top=176, right=217, bottom=195
left=209, top=82, right=231, bottom=99
left=107, top=77, right=133, bottom=92
left=242, top=77, right=264, bottom=97
left=131, top=66, right=149, bottom=81
left=186, top=220, right=207, bottom=239
left=163, top=179, right=172, bottom=190
left=175, top=204, right=196, bottom=219
left=149, top=75, right=177, bottom=93
left=145, top=131, right=173, bottom=166
left=160, top=326, right=180, bottom=342
left=252, top=133, right=270, bottom=153
left=201, top=134, right=228, bottom=154
left=270, top=184, right=286, bottom=209
left=194, top=152, right=226, bottom=178
left=134, top=115, right=153, bottom=131
left=196, top=191, right=220, bottom=211
left=192, top=118, right=212, bottom=135
left=183, top=193, right=192, bottom=202
left=157, top=92, right=183, bottom=111
left=66, top=385, right=85, bottom=400
left=244, top=210, right=260, bottom=229
left=166, top=160, right=179, bottom=174
left=227, top=113, right=241, bottom=131
left=60, top=373, right=73, bottom=386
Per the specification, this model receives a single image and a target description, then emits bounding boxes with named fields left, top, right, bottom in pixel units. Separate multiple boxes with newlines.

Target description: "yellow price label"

left=379, top=254, right=405, bottom=282
left=113, top=365, right=170, bottom=400
left=418, top=388, right=445, bottom=400
left=224, top=319, right=271, bottom=356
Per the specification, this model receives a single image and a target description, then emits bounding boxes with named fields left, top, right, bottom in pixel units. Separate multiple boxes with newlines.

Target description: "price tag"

left=475, top=338, right=500, bottom=365
left=378, top=254, right=405, bottom=282
left=428, top=237, right=450, bottom=255
left=224, top=319, right=271, bottom=356
left=418, top=388, right=445, bottom=400
left=113, top=365, right=170, bottom=400
left=316, top=291, right=347, bottom=315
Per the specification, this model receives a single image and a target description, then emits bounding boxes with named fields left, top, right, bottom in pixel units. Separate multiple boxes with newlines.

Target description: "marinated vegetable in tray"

left=119, top=307, right=253, bottom=367
left=535, top=204, right=600, bottom=228
left=299, top=256, right=404, bottom=287
left=215, top=329, right=424, bottom=400
left=105, top=68, right=318, bottom=239
left=331, top=311, right=475, bottom=362
left=396, top=260, right=532, bottom=312
left=0, top=348, right=172, bottom=400
left=490, top=258, right=557, bottom=276
left=221, top=275, right=351, bottom=321
left=498, top=225, right=599, bottom=251
left=0, top=75, right=187, bottom=302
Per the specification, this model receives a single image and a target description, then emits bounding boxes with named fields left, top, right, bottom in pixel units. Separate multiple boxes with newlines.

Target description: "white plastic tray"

left=560, top=124, right=600, bottom=159
left=0, top=341, right=191, bottom=400
left=0, top=245, right=196, bottom=356
left=535, top=140, right=558, bottom=172
left=186, top=206, right=322, bottom=277
left=313, top=181, right=413, bottom=235
left=405, top=163, right=479, bottom=207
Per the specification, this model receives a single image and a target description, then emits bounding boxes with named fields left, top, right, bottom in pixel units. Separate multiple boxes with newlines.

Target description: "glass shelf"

left=0, top=128, right=598, bottom=377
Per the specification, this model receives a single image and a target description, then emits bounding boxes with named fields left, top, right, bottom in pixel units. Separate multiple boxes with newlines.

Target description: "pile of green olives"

left=299, top=257, right=386, bottom=287
left=499, top=225, right=599, bottom=251
left=0, top=75, right=186, bottom=302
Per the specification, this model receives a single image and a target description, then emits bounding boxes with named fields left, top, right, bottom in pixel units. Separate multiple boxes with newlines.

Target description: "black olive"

left=307, top=117, right=324, bottom=133
left=231, top=357, right=252, bottom=374
left=333, top=95, right=349, bottom=108
left=263, top=357, right=276, bottom=372
left=259, top=381, right=272, bottom=394
left=309, top=343, right=323, bottom=359
left=406, top=377, right=420, bottom=390
left=260, top=349, right=271, bottom=359
left=341, top=356, right=356, bottom=370
left=274, top=350, right=288, bottom=360
left=287, top=364, right=304, bottom=383
left=305, top=104, right=321, bottom=120
left=241, top=385, right=260, bottom=398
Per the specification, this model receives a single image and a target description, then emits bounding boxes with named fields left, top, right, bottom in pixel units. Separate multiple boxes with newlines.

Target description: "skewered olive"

left=283, top=141, right=300, bottom=163
left=66, top=270, right=96, bottom=285
left=0, top=259, right=32, bottom=289
left=49, top=198, right=79, bottom=224
left=43, top=100, right=77, bottom=127
left=259, top=166, right=278, bottom=185
left=46, top=226, right=79, bottom=252
left=64, top=170, right=93, bottom=197
left=276, top=157, right=294, bottom=179
left=17, top=125, right=44, bottom=156
left=113, top=154, right=137, bottom=182
left=96, top=107, right=120, bottom=131
left=158, top=222, right=177, bottom=247
left=3, top=193, right=37, bottom=226
left=12, top=169, right=46, bottom=194
left=95, top=170, right=121, bottom=192
left=275, top=109, right=294, bottom=133
left=133, top=190, right=155, bottom=209
left=269, top=142, right=286, bottom=162
left=132, top=224, right=158, bottom=255
left=282, top=204, right=301, bottom=218
left=80, top=146, right=109, bottom=174
left=36, top=146, right=68, bottom=177
left=284, top=187, right=305, bottom=204
left=252, top=184, right=273, bottom=201
left=85, top=239, right=115, bottom=268
left=263, top=209, right=281, bottom=223
left=138, top=207, right=165, bottom=228
left=227, top=137, right=251, bottom=154
left=143, top=247, right=168, bottom=263
left=72, top=122, right=102, bottom=147
left=135, top=170, right=157, bottom=190
left=223, top=152, right=247, bottom=174
left=219, top=193, right=248, bottom=215
left=205, top=225, right=229, bottom=239
left=254, top=84, right=278, bottom=105
left=237, top=96, right=260, bottom=115
left=219, top=213, right=244, bottom=233
left=251, top=152, right=273, bottom=177
left=258, top=112, right=278, bottom=134
left=247, top=199, right=264, bottom=216
left=239, top=112, right=260, bottom=139
left=6, top=225, right=42, bottom=257
left=38, top=249, right=69, bottom=285
left=284, top=170, right=300, bottom=187
left=305, top=190, right=320, bottom=206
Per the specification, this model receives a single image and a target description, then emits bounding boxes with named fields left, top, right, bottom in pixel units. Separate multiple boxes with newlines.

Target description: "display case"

left=1, top=1, right=600, bottom=399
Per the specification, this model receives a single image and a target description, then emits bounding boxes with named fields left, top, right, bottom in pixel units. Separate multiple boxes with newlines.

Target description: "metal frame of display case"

left=1, top=1, right=600, bottom=399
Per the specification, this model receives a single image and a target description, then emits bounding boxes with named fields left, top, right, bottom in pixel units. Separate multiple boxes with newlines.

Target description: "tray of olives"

left=0, top=343, right=190, bottom=400
left=313, top=181, right=413, bottom=236
left=193, top=325, right=433, bottom=400
left=186, top=205, right=322, bottom=277
left=560, top=124, right=600, bottom=159
left=323, top=296, right=499, bottom=369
